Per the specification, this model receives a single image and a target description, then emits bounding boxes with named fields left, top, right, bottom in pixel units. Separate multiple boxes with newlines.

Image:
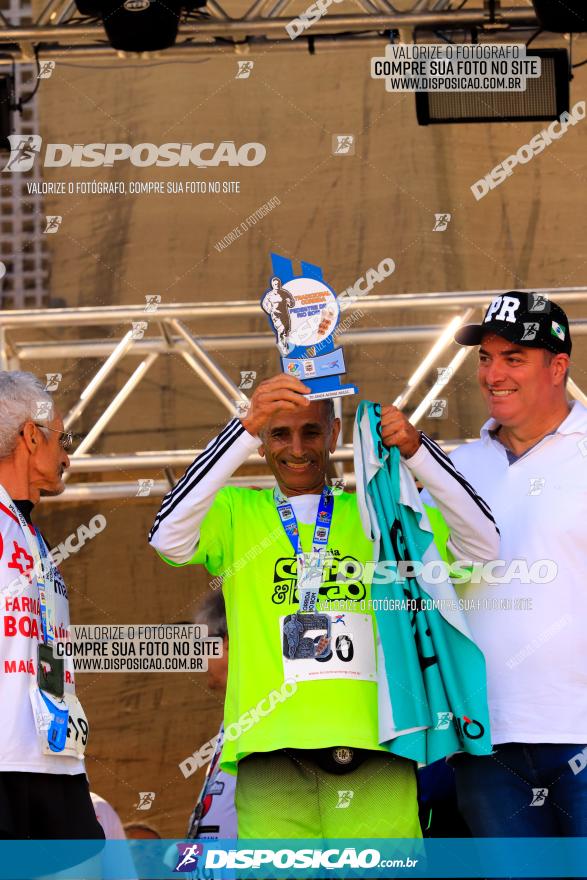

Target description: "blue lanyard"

left=273, top=485, right=334, bottom=556
left=34, top=526, right=53, bottom=645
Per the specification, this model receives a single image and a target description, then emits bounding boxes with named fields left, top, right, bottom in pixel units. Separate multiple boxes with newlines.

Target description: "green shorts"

left=235, top=748, right=421, bottom=839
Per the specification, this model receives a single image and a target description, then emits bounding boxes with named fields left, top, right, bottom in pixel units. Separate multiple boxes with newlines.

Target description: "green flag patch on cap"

left=551, top=320, right=566, bottom=342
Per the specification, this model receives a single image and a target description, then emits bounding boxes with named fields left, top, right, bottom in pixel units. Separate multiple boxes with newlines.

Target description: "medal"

left=297, top=550, right=325, bottom=613
left=274, top=485, right=334, bottom=614
left=282, top=612, right=332, bottom=661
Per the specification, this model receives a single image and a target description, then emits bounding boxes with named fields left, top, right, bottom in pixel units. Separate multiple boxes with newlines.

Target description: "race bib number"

left=280, top=611, right=376, bottom=683
left=60, top=693, right=89, bottom=758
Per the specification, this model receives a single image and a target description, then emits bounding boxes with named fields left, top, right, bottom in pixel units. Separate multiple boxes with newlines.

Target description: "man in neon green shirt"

left=149, top=374, right=498, bottom=839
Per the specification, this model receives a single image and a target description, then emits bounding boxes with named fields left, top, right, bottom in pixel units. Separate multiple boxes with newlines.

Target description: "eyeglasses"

left=33, top=423, right=74, bottom=451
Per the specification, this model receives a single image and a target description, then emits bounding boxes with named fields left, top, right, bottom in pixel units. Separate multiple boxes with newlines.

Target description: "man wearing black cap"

left=445, top=291, right=587, bottom=837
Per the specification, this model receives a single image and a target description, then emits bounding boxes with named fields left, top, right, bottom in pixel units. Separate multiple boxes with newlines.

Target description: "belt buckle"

left=332, top=747, right=354, bottom=766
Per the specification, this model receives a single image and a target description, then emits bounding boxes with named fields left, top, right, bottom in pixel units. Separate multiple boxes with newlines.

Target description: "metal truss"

left=1, top=286, right=586, bottom=503
left=0, top=0, right=540, bottom=64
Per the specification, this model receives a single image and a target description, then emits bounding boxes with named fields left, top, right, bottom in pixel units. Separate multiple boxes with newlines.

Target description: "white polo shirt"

left=448, top=401, right=587, bottom=745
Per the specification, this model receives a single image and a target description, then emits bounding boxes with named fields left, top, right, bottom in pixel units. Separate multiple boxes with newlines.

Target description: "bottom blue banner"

left=0, top=838, right=585, bottom=878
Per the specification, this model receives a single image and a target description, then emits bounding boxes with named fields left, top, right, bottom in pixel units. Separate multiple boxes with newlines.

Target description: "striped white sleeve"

left=404, top=433, right=500, bottom=563
left=148, top=419, right=261, bottom=564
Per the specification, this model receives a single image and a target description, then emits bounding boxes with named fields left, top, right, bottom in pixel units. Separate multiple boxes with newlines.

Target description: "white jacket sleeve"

left=404, top=433, right=499, bottom=563
left=148, top=418, right=260, bottom=564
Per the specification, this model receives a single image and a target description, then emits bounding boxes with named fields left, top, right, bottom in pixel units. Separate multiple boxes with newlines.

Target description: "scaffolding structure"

left=0, top=1, right=540, bottom=64
left=1, top=286, right=586, bottom=502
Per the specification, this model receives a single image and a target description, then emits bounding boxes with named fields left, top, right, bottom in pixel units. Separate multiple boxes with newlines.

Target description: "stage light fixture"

left=74, top=0, right=207, bottom=53
left=532, top=0, right=587, bottom=33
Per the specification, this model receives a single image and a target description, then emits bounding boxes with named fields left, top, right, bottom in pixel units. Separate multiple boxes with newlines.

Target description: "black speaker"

left=416, top=49, right=569, bottom=125
left=74, top=0, right=101, bottom=13
left=103, top=0, right=182, bottom=52
left=532, top=0, right=587, bottom=33
left=75, top=0, right=206, bottom=52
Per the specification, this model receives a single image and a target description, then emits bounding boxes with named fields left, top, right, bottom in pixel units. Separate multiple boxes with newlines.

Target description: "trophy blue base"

left=281, top=347, right=358, bottom=400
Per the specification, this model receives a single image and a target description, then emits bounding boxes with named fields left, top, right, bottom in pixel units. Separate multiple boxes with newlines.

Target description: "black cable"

left=568, top=30, right=574, bottom=80
left=14, top=48, right=42, bottom=109
left=433, top=30, right=455, bottom=46
left=526, top=27, right=542, bottom=48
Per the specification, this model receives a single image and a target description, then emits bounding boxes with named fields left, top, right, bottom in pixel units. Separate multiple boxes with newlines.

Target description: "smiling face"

left=477, top=333, right=569, bottom=431
left=259, top=401, right=340, bottom=497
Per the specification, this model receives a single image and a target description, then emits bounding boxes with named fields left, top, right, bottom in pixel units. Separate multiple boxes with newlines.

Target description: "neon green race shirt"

left=162, top=487, right=448, bottom=775
left=169, top=487, right=386, bottom=774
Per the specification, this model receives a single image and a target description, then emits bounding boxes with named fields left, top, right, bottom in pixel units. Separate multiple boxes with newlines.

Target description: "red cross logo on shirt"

left=7, top=541, right=34, bottom=582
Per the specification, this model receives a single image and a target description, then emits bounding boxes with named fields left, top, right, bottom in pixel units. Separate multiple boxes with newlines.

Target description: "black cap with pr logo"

left=455, top=292, right=572, bottom=355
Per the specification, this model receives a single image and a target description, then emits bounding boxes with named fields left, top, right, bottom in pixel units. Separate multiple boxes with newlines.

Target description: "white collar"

left=480, top=400, right=587, bottom=444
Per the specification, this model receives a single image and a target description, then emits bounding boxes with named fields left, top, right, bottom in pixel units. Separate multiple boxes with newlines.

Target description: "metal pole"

left=169, top=319, right=248, bottom=402
left=179, top=350, right=241, bottom=415
left=63, top=330, right=135, bottom=430
left=0, top=327, right=8, bottom=371
left=13, top=319, right=587, bottom=361
left=9, top=327, right=459, bottom=360
left=42, top=473, right=360, bottom=502
left=205, top=0, right=231, bottom=20
left=0, top=10, right=538, bottom=42
left=354, top=0, right=384, bottom=15
left=244, top=0, right=272, bottom=20
left=262, top=0, right=292, bottom=16
left=72, top=353, right=158, bottom=456
left=376, top=0, right=400, bottom=12
left=393, top=309, right=473, bottom=409
left=410, top=346, right=473, bottom=427
left=36, top=0, right=68, bottom=26
left=44, top=442, right=467, bottom=502
left=0, top=34, right=426, bottom=65
left=54, top=1, right=77, bottom=24
left=2, top=288, right=587, bottom=327
left=66, top=446, right=356, bottom=472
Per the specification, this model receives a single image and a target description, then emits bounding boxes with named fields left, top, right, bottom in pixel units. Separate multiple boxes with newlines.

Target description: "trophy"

left=260, top=253, right=358, bottom=400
